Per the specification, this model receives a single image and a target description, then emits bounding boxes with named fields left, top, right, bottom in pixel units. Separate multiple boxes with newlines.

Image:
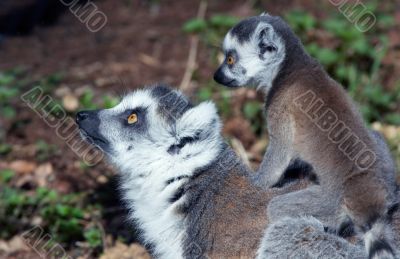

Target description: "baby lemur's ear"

left=176, top=101, right=221, bottom=138
left=257, top=23, right=278, bottom=53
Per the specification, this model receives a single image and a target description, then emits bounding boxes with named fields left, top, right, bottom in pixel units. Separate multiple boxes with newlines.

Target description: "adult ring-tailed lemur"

left=77, top=85, right=400, bottom=258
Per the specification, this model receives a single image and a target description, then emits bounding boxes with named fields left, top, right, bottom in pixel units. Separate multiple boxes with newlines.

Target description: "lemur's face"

left=76, top=86, right=221, bottom=173
left=214, top=16, right=286, bottom=91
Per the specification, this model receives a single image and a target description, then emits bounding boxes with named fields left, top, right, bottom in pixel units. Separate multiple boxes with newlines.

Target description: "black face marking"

left=225, top=49, right=238, bottom=68
left=127, top=145, right=133, bottom=151
left=121, top=107, right=148, bottom=133
left=230, top=17, right=259, bottom=43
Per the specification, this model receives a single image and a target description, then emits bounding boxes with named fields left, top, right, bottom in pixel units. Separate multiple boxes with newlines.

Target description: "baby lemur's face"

left=76, top=86, right=221, bottom=173
left=214, top=15, right=286, bottom=90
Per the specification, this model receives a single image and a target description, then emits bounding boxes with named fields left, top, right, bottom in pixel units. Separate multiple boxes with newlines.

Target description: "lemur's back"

left=272, top=67, right=379, bottom=174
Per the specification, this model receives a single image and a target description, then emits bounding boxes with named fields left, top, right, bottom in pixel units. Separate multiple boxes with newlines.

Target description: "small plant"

left=84, top=227, right=103, bottom=248
left=0, top=182, right=101, bottom=246
left=80, top=89, right=97, bottom=109
left=102, top=95, right=120, bottom=109
left=0, top=71, right=19, bottom=119
left=0, top=169, right=15, bottom=183
left=0, top=143, right=12, bottom=156
left=183, top=13, right=240, bottom=47
left=35, top=139, right=58, bottom=162
left=79, top=89, right=120, bottom=110
left=196, top=81, right=232, bottom=118
left=39, top=73, right=64, bottom=94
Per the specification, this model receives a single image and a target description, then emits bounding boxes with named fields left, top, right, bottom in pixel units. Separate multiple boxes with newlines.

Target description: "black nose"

left=76, top=111, right=89, bottom=123
left=213, top=68, right=224, bottom=84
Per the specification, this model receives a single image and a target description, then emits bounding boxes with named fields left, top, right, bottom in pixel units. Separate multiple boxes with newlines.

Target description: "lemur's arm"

left=256, top=137, right=293, bottom=188
left=256, top=112, right=295, bottom=188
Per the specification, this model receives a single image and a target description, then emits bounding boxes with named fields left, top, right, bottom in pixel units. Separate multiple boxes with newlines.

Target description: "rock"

left=34, top=163, right=53, bottom=187
left=8, top=160, right=37, bottom=174
left=62, top=94, right=79, bottom=112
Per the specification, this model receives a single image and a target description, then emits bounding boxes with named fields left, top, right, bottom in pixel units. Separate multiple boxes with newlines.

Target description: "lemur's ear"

left=176, top=101, right=221, bottom=138
left=257, top=24, right=277, bottom=53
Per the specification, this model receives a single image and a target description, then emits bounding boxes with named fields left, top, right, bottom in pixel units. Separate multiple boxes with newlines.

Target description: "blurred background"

left=0, top=0, right=399, bottom=258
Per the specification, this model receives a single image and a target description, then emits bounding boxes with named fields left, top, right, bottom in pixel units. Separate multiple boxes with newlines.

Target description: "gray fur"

left=257, top=217, right=366, bottom=259
left=267, top=185, right=340, bottom=228
left=230, top=17, right=260, bottom=43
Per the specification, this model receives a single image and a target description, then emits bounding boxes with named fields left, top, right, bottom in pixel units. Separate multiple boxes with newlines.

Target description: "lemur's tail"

left=364, top=219, right=396, bottom=259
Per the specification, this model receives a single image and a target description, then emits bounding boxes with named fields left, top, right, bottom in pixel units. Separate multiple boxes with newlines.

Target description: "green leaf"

left=0, top=169, right=15, bottom=183
left=0, top=74, right=15, bottom=86
left=285, top=10, right=316, bottom=32
left=80, top=90, right=96, bottom=109
left=55, top=204, right=71, bottom=217
left=0, top=144, right=12, bottom=155
left=102, top=95, right=120, bottom=109
left=1, top=106, right=16, bottom=119
left=378, top=15, right=395, bottom=28
left=0, top=86, right=19, bottom=100
left=316, top=48, right=339, bottom=66
left=182, top=18, right=207, bottom=33
left=84, top=227, right=102, bottom=248
left=243, top=101, right=261, bottom=120
left=384, top=113, right=400, bottom=126
left=209, top=15, right=240, bottom=28
left=46, top=73, right=64, bottom=86
left=323, top=19, right=362, bottom=41
left=352, top=38, right=371, bottom=55
left=197, top=87, right=213, bottom=102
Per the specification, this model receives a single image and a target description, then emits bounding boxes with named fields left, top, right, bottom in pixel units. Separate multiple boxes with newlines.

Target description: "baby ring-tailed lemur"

left=76, top=85, right=373, bottom=259
left=214, top=14, right=399, bottom=259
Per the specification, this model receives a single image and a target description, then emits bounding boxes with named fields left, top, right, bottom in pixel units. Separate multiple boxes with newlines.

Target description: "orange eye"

left=127, top=113, right=138, bottom=124
left=227, top=56, right=235, bottom=65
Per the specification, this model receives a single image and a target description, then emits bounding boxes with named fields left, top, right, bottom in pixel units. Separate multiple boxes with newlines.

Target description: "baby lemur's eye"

left=127, top=113, right=138, bottom=124
left=227, top=56, right=235, bottom=65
